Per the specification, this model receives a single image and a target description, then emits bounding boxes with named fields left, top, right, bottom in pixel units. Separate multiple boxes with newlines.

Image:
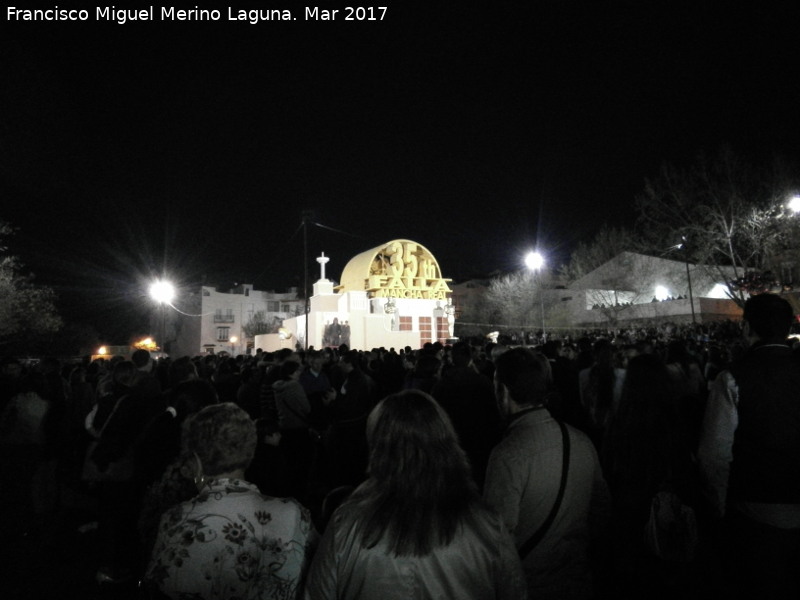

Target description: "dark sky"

left=3, top=1, right=800, bottom=341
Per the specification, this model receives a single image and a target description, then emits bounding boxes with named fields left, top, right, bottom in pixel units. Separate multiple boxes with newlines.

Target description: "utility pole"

left=302, top=210, right=313, bottom=350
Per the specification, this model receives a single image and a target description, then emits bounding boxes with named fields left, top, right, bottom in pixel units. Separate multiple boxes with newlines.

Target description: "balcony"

left=213, top=315, right=235, bottom=323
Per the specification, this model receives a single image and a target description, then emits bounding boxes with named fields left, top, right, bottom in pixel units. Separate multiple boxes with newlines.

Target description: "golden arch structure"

left=279, top=239, right=455, bottom=350
left=339, top=239, right=452, bottom=300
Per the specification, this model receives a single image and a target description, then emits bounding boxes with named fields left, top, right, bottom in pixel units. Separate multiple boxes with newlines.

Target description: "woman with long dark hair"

left=304, top=390, right=526, bottom=599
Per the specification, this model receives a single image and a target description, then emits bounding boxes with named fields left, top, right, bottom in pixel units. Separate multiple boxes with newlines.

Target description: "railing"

left=214, top=315, right=235, bottom=323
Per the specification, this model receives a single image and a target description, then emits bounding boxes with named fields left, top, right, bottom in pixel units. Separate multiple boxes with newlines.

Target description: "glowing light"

left=525, top=251, right=545, bottom=271
left=655, top=285, right=670, bottom=301
left=98, top=346, right=107, bottom=355
left=707, top=283, right=730, bottom=299
left=149, top=280, right=175, bottom=304
left=789, top=196, right=800, bottom=214
left=230, top=336, right=238, bottom=344
left=135, top=338, right=158, bottom=351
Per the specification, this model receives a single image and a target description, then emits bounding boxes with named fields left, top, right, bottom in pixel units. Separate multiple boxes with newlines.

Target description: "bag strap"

left=96, top=395, right=126, bottom=437
left=518, top=419, right=570, bottom=559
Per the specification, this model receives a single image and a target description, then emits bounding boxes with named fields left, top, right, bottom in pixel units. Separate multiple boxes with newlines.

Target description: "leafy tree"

left=0, top=222, right=62, bottom=353
left=636, top=147, right=800, bottom=306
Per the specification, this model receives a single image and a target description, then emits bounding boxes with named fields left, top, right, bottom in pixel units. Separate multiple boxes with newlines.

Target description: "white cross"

left=316, top=252, right=330, bottom=280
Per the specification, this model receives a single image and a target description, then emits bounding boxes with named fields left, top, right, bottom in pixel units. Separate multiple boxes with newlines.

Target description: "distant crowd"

left=1, top=298, right=799, bottom=599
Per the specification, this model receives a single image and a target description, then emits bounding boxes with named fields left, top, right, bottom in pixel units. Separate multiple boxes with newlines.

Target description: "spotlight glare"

left=149, top=280, right=175, bottom=304
left=525, top=251, right=545, bottom=271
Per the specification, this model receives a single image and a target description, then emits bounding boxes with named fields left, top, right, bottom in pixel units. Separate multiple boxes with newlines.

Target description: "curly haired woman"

left=144, top=403, right=317, bottom=599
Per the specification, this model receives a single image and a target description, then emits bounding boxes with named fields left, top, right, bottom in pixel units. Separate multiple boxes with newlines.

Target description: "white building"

left=277, top=240, right=455, bottom=351
left=169, top=283, right=304, bottom=357
left=564, top=252, right=742, bottom=325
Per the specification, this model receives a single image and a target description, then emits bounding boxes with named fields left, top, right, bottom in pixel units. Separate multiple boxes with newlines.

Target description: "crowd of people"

left=1, top=293, right=799, bottom=599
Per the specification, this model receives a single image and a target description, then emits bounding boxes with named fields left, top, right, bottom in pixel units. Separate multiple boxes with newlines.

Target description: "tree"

left=479, top=269, right=570, bottom=338
left=636, top=147, right=800, bottom=307
left=561, top=224, right=640, bottom=283
left=0, top=222, right=62, bottom=353
left=242, top=310, right=280, bottom=339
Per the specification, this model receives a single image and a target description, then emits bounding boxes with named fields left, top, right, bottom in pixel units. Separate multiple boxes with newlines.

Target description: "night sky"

left=3, top=1, right=800, bottom=342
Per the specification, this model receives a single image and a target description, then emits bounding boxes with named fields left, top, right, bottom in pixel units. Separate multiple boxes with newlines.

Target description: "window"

left=420, top=316, right=432, bottom=344
left=436, top=316, right=449, bottom=343
left=281, top=304, right=290, bottom=312
left=399, top=316, right=412, bottom=331
left=217, top=327, right=230, bottom=342
left=267, top=301, right=280, bottom=312
left=214, top=309, right=234, bottom=323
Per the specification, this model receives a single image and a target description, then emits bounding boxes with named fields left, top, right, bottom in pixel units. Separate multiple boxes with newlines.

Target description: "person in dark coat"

left=320, top=351, right=376, bottom=490
left=432, top=342, right=502, bottom=490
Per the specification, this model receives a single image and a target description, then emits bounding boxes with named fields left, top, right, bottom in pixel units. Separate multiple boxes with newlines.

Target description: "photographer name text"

left=6, top=6, right=388, bottom=24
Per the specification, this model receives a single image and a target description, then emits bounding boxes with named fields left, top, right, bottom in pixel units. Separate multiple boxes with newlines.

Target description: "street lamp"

left=524, top=251, right=546, bottom=342
left=229, top=335, right=238, bottom=357
left=149, top=279, right=175, bottom=355
left=525, top=251, right=545, bottom=271
left=789, top=196, right=800, bottom=214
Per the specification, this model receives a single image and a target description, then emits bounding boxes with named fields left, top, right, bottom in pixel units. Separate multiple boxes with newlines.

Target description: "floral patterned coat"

left=145, top=479, right=317, bottom=600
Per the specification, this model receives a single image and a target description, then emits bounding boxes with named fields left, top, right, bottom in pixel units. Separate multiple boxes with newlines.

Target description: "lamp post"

left=677, top=237, right=697, bottom=324
left=229, top=335, right=238, bottom=357
left=525, top=251, right=546, bottom=342
left=149, top=279, right=175, bottom=356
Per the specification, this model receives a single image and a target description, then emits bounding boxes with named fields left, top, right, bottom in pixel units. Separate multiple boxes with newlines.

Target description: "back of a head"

left=490, top=344, right=510, bottom=362
left=450, top=341, right=471, bottom=367
left=172, top=379, right=218, bottom=422
left=112, top=360, right=138, bottom=388
left=493, top=347, right=552, bottom=407
left=414, top=354, right=441, bottom=378
left=361, top=390, right=477, bottom=555
left=342, top=350, right=361, bottom=370
left=275, top=348, right=294, bottom=364
left=184, top=403, right=257, bottom=476
left=69, top=365, right=87, bottom=385
left=168, top=356, right=198, bottom=388
left=279, top=360, right=301, bottom=380
left=592, top=338, right=614, bottom=364
left=367, top=390, right=463, bottom=479
left=541, top=340, right=562, bottom=360
left=577, top=337, right=593, bottom=353
left=132, top=349, right=151, bottom=369
left=621, top=354, right=674, bottom=409
left=665, top=339, right=689, bottom=364
left=609, top=353, right=681, bottom=479
left=743, top=293, right=793, bottom=343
